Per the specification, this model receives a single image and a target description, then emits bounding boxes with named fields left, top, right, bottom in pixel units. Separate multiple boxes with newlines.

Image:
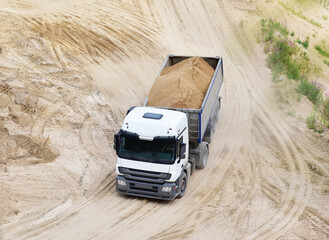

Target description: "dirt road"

left=0, top=0, right=328, bottom=239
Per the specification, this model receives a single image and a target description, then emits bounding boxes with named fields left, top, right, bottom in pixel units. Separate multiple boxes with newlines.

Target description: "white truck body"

left=114, top=55, right=223, bottom=200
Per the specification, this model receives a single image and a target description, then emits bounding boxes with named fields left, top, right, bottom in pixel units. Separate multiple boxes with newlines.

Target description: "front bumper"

left=116, top=175, right=179, bottom=200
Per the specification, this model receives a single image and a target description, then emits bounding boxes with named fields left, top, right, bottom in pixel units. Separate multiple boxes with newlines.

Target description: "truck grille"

left=119, top=167, right=171, bottom=184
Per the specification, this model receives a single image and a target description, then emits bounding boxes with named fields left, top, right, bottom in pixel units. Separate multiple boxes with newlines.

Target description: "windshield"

left=117, top=132, right=176, bottom=164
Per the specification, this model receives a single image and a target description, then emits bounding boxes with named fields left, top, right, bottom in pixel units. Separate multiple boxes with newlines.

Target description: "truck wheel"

left=196, top=143, right=209, bottom=169
left=214, top=101, right=220, bottom=125
left=188, top=157, right=196, bottom=175
left=177, top=172, right=187, bottom=198
left=203, top=120, right=213, bottom=143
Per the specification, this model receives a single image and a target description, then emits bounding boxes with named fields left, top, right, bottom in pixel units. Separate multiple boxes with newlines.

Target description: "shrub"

left=298, top=52, right=311, bottom=75
left=286, top=60, right=301, bottom=80
left=315, top=120, right=325, bottom=133
left=296, top=37, right=309, bottom=49
left=271, top=62, right=284, bottom=81
left=306, top=112, right=316, bottom=129
left=303, top=37, right=309, bottom=49
left=306, top=112, right=326, bottom=133
left=297, top=80, right=322, bottom=104
left=323, top=98, right=329, bottom=120
left=267, top=38, right=303, bottom=80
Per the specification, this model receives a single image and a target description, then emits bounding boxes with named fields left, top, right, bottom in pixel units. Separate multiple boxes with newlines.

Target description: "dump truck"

left=113, top=54, right=224, bottom=200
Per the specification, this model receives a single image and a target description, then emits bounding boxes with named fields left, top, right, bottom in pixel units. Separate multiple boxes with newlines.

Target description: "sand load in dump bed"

left=147, top=57, right=215, bottom=109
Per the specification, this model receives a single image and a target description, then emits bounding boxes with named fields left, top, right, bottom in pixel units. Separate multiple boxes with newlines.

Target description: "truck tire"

left=214, top=98, right=221, bottom=125
left=203, top=119, right=213, bottom=143
left=188, top=157, right=196, bottom=175
left=177, top=172, right=187, bottom=198
left=196, top=142, right=209, bottom=169
left=203, top=98, right=220, bottom=143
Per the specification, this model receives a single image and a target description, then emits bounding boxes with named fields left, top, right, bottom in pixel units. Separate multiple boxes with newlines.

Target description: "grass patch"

left=266, top=39, right=302, bottom=80
left=324, top=60, right=329, bottom=67
left=306, top=111, right=326, bottom=133
left=261, top=19, right=289, bottom=41
left=279, top=1, right=322, bottom=28
left=261, top=19, right=309, bottom=81
left=287, top=110, right=295, bottom=116
left=323, top=98, right=329, bottom=120
left=315, top=45, right=329, bottom=59
left=297, top=80, right=322, bottom=105
left=306, top=112, right=316, bottom=129
left=296, top=36, right=309, bottom=49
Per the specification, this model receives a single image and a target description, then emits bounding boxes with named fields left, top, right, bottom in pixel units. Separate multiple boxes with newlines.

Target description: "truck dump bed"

left=144, top=54, right=224, bottom=143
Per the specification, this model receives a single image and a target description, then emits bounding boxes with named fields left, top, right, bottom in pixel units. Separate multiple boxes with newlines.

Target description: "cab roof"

left=122, top=107, right=187, bottom=138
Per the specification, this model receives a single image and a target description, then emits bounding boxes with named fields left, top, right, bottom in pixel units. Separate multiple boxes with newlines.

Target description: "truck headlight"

left=162, top=186, right=172, bottom=192
left=117, top=179, right=126, bottom=187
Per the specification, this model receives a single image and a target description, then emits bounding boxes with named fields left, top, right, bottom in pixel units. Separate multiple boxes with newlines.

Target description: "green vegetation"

left=261, top=18, right=329, bottom=133
left=315, top=121, right=325, bottom=133
left=267, top=39, right=301, bottom=80
left=324, top=98, right=329, bottom=120
left=306, top=111, right=326, bottom=133
left=314, top=45, right=329, bottom=59
left=261, top=19, right=310, bottom=81
left=306, top=112, right=316, bottom=129
left=296, top=36, right=309, bottom=49
left=315, top=43, right=329, bottom=67
left=296, top=80, right=322, bottom=105
left=320, top=0, right=329, bottom=8
left=287, top=110, right=295, bottom=116
left=324, top=60, right=329, bottom=67
left=323, top=15, right=328, bottom=20
left=279, top=1, right=322, bottom=28
left=261, top=19, right=289, bottom=42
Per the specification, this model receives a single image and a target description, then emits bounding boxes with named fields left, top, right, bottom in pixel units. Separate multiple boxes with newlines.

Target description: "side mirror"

left=113, top=134, right=119, bottom=151
left=180, top=143, right=186, bottom=159
left=126, top=106, right=136, bottom=115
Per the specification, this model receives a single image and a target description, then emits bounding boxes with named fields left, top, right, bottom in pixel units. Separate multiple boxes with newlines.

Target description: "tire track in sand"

left=245, top=110, right=312, bottom=240
left=21, top=1, right=160, bottom=66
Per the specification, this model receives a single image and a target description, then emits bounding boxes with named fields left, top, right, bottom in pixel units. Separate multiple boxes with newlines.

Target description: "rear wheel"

left=196, top=142, right=209, bottom=169
left=177, top=172, right=187, bottom=198
left=204, top=98, right=220, bottom=143
left=203, top=119, right=213, bottom=143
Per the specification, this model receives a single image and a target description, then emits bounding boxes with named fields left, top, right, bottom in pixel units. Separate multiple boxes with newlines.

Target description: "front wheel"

left=177, top=172, right=188, bottom=198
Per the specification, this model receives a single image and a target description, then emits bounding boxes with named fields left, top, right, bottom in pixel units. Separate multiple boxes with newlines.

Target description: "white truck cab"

left=114, top=107, right=191, bottom=199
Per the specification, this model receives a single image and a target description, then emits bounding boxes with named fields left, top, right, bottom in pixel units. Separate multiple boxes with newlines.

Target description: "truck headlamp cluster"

left=117, top=179, right=126, bottom=187
left=161, top=186, right=172, bottom=192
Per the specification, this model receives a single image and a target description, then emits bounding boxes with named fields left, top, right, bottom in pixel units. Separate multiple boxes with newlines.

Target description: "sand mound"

left=147, top=57, right=214, bottom=109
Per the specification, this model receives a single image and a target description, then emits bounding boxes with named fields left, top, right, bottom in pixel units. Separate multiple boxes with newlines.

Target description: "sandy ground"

left=0, top=0, right=328, bottom=239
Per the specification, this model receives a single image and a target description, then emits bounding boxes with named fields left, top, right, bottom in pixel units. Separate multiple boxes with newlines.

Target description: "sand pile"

left=147, top=57, right=214, bottom=109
